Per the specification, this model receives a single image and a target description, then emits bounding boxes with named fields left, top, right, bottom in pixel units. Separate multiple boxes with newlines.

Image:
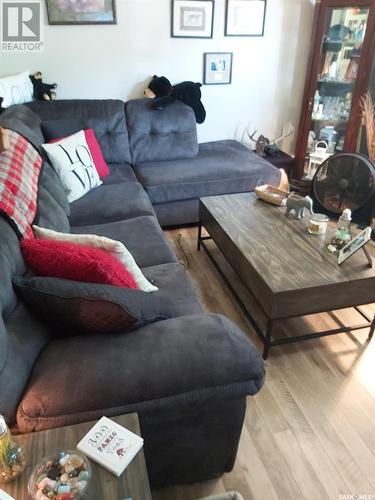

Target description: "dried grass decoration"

left=361, top=92, right=375, bottom=164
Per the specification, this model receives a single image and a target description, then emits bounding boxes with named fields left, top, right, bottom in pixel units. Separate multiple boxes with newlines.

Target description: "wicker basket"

left=255, top=184, right=289, bottom=206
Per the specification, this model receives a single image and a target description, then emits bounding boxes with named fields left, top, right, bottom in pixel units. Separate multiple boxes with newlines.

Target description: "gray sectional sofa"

left=27, top=98, right=281, bottom=226
left=0, top=99, right=278, bottom=487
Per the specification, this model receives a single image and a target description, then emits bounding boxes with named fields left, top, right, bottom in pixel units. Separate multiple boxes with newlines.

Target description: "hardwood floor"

left=152, top=227, right=375, bottom=500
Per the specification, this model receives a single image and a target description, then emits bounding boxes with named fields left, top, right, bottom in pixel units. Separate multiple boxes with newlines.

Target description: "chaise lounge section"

left=27, top=98, right=281, bottom=226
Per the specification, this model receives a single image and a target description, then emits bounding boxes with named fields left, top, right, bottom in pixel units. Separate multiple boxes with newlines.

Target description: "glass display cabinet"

left=294, top=0, right=375, bottom=179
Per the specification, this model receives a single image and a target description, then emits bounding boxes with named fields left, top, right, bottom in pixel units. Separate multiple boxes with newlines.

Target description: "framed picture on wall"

left=204, top=52, right=233, bottom=85
left=225, top=0, right=266, bottom=36
left=46, top=0, right=117, bottom=25
left=172, top=0, right=214, bottom=38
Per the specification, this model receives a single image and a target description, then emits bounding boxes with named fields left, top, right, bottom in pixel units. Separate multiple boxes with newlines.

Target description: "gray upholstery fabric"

left=35, top=185, right=70, bottom=233
left=27, top=100, right=132, bottom=164
left=102, top=163, right=138, bottom=185
left=69, top=182, right=154, bottom=226
left=154, top=198, right=200, bottom=227
left=38, top=163, right=70, bottom=217
left=0, top=104, right=44, bottom=150
left=1, top=304, right=50, bottom=423
left=71, top=216, right=177, bottom=268
left=17, top=313, right=264, bottom=432
left=134, top=140, right=281, bottom=204
left=126, top=99, right=199, bottom=164
left=142, top=262, right=203, bottom=316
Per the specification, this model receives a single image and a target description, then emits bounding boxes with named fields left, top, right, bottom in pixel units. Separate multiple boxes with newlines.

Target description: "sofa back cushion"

left=27, top=100, right=132, bottom=164
left=0, top=106, right=68, bottom=423
left=126, top=99, right=198, bottom=164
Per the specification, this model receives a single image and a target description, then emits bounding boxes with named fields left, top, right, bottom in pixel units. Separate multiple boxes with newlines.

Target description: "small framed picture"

left=225, top=0, right=266, bottom=36
left=204, top=52, right=233, bottom=85
left=338, top=227, right=372, bottom=265
left=172, top=0, right=214, bottom=38
left=46, top=0, right=116, bottom=25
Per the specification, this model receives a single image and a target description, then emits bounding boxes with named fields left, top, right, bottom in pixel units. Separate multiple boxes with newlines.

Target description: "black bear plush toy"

left=29, top=72, right=57, bottom=101
left=145, top=75, right=206, bottom=124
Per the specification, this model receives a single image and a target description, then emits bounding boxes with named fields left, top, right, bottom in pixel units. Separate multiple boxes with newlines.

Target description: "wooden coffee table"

left=198, top=193, right=375, bottom=359
left=2, top=413, right=152, bottom=500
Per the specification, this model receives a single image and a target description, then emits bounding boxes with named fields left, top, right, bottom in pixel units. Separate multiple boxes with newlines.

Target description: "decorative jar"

left=0, top=414, right=27, bottom=483
left=308, top=214, right=329, bottom=235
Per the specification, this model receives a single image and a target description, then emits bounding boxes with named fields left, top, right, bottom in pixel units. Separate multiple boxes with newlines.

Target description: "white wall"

left=0, top=0, right=316, bottom=151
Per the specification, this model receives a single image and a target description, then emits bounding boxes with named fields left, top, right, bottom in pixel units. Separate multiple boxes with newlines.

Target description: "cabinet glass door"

left=305, top=6, right=370, bottom=178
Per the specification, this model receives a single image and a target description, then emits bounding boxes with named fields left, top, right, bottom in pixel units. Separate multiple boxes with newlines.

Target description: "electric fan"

left=312, top=153, right=375, bottom=226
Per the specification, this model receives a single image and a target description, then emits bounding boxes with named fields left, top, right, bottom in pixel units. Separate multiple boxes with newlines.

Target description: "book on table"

left=77, top=416, right=144, bottom=477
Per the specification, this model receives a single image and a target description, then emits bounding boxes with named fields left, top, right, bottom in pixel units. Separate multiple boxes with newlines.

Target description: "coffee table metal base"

left=198, top=225, right=375, bottom=359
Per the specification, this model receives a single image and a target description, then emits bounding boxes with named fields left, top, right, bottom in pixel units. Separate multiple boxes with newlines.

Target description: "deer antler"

left=247, top=128, right=259, bottom=143
left=271, top=122, right=294, bottom=145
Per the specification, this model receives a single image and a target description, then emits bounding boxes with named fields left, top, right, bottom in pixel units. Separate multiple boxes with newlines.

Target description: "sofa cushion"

left=134, top=140, right=281, bottom=204
left=41, top=118, right=83, bottom=142
left=13, top=277, right=166, bottom=335
left=126, top=99, right=198, bottom=164
left=142, top=263, right=203, bottom=317
left=21, top=239, right=138, bottom=289
left=35, top=185, right=71, bottom=233
left=71, top=216, right=177, bottom=268
left=27, top=100, right=132, bottom=164
left=38, top=162, right=70, bottom=217
left=102, top=163, right=138, bottom=185
left=17, top=313, right=265, bottom=432
left=69, top=182, right=154, bottom=226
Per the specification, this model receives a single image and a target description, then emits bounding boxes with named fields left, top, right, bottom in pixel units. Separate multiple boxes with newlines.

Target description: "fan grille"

left=313, top=153, right=375, bottom=214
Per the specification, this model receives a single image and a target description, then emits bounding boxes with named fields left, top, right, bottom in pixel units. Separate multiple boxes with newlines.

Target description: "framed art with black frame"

left=225, top=0, right=266, bottom=36
left=204, top=52, right=233, bottom=85
left=171, top=0, right=214, bottom=38
left=46, top=0, right=117, bottom=25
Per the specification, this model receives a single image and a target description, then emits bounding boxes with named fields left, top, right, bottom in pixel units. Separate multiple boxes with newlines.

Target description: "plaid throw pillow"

left=0, top=129, right=42, bottom=238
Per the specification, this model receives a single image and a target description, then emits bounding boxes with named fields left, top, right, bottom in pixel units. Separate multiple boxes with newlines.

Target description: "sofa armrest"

left=17, top=313, right=265, bottom=432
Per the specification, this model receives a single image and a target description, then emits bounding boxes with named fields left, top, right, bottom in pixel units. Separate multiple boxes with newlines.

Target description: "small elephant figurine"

left=286, top=194, right=314, bottom=219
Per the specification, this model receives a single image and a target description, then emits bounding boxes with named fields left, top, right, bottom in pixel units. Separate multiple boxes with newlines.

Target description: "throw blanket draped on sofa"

left=0, top=129, right=42, bottom=239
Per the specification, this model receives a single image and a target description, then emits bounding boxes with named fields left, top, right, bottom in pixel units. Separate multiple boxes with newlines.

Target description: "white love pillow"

left=32, top=226, right=158, bottom=293
left=42, top=130, right=102, bottom=202
left=0, top=71, right=33, bottom=108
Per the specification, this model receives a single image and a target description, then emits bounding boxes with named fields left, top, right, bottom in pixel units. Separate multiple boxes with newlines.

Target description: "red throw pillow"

left=49, top=129, right=110, bottom=178
left=21, top=239, right=138, bottom=289
left=83, top=129, right=110, bottom=178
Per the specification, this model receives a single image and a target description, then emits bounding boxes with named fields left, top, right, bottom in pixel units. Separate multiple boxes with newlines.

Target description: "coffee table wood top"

left=2, top=413, right=151, bottom=500
left=199, top=193, right=375, bottom=319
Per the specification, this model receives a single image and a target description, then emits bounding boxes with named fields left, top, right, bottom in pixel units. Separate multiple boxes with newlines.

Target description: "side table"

left=1, top=413, right=152, bottom=500
left=255, top=149, right=294, bottom=177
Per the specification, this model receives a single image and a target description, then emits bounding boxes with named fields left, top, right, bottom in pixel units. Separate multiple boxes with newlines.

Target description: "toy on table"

left=285, top=194, right=314, bottom=219
left=144, top=75, right=206, bottom=123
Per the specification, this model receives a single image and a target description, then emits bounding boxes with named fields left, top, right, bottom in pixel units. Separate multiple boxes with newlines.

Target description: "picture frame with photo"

left=204, top=52, right=233, bottom=85
left=338, top=226, right=372, bottom=266
left=171, top=0, right=214, bottom=38
left=46, top=0, right=116, bottom=25
left=225, top=0, right=266, bottom=37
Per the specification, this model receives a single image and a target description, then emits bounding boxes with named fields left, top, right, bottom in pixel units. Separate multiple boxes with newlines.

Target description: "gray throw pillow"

left=12, top=276, right=167, bottom=335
